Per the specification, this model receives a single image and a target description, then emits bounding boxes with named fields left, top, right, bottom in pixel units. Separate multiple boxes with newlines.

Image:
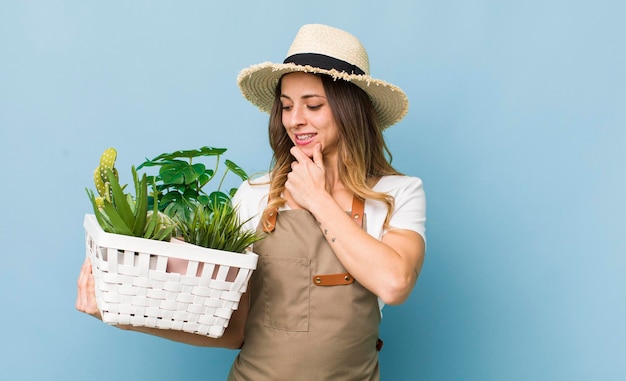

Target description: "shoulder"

left=232, top=173, right=271, bottom=220
left=373, top=175, right=425, bottom=198
left=370, top=175, right=426, bottom=238
left=233, top=173, right=270, bottom=199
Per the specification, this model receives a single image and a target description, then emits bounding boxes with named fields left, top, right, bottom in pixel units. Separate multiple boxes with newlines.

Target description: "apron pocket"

left=261, top=256, right=310, bottom=332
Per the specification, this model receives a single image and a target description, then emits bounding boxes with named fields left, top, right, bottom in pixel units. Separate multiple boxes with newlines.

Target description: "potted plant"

left=83, top=146, right=262, bottom=338
left=135, top=146, right=261, bottom=252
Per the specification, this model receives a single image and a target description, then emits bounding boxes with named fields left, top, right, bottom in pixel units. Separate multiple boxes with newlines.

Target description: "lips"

left=295, top=133, right=317, bottom=145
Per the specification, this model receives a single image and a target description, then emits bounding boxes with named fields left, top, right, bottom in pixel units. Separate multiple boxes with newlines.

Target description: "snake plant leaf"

left=97, top=212, right=114, bottom=232
left=106, top=169, right=135, bottom=228
left=131, top=168, right=149, bottom=237
left=101, top=201, right=134, bottom=236
left=224, top=160, right=249, bottom=181
left=144, top=199, right=164, bottom=239
left=143, top=209, right=157, bottom=238
left=87, top=189, right=109, bottom=229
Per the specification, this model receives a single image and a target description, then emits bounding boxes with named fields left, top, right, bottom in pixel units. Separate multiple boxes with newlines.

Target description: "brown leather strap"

left=351, top=196, right=364, bottom=228
left=264, top=196, right=364, bottom=232
left=312, top=272, right=354, bottom=286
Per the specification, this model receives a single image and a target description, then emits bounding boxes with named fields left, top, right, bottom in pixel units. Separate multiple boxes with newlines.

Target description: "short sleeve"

left=232, top=175, right=271, bottom=233
left=376, top=176, right=427, bottom=241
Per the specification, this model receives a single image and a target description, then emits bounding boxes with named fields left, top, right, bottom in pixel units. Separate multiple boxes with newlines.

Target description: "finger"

left=84, top=274, right=100, bottom=316
left=76, top=260, right=90, bottom=310
left=77, top=258, right=97, bottom=313
left=76, top=258, right=103, bottom=319
left=290, top=146, right=312, bottom=163
left=312, top=143, right=324, bottom=168
left=85, top=274, right=99, bottom=315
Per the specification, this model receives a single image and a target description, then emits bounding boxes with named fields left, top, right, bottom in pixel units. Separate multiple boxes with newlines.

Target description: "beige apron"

left=228, top=197, right=382, bottom=381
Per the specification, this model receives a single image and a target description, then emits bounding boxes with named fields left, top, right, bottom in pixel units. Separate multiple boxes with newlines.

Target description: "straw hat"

left=237, top=24, right=409, bottom=129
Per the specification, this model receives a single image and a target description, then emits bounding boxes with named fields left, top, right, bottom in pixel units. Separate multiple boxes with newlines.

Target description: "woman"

left=76, top=24, right=426, bottom=380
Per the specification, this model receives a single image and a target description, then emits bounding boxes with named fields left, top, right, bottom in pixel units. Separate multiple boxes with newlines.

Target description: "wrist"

left=308, top=193, right=340, bottom=222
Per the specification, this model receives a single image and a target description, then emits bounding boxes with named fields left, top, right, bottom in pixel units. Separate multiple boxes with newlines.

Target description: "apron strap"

left=351, top=196, right=365, bottom=228
left=263, top=195, right=365, bottom=232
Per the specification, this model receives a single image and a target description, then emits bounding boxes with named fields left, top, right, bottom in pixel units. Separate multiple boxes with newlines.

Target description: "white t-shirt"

left=232, top=174, right=427, bottom=312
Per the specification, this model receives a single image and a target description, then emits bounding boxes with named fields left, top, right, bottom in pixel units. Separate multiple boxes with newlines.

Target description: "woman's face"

left=280, top=72, right=339, bottom=159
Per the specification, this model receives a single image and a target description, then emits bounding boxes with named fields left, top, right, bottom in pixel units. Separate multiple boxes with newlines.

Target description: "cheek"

left=282, top=122, right=292, bottom=135
left=283, top=127, right=296, bottom=143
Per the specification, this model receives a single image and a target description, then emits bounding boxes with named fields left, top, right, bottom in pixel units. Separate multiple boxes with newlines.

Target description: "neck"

left=322, top=153, right=343, bottom=193
left=322, top=158, right=354, bottom=211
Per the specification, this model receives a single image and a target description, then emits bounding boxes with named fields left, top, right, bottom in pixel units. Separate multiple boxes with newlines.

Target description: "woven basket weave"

left=83, top=214, right=258, bottom=338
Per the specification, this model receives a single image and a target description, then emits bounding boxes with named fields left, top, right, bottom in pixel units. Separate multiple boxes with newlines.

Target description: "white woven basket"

left=83, top=214, right=258, bottom=338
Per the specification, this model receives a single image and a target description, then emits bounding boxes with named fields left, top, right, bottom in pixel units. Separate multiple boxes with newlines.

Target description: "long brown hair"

left=262, top=73, right=401, bottom=228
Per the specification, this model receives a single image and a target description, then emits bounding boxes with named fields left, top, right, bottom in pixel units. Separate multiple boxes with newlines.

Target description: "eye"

left=307, top=104, right=322, bottom=110
left=281, top=105, right=292, bottom=111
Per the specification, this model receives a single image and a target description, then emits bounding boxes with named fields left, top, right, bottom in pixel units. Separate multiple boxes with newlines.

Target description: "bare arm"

left=286, top=145, right=425, bottom=305
left=304, top=197, right=424, bottom=305
left=76, top=257, right=247, bottom=349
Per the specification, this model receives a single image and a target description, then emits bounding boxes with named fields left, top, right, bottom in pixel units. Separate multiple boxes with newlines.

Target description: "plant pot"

left=83, top=214, right=258, bottom=338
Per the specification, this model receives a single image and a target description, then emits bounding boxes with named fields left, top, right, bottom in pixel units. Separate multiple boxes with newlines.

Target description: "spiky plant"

left=176, top=202, right=264, bottom=253
left=86, top=148, right=176, bottom=241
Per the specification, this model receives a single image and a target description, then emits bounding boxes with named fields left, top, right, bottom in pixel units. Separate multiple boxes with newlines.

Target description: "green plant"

left=136, top=146, right=249, bottom=221
left=86, top=146, right=263, bottom=253
left=86, top=148, right=176, bottom=241
left=136, top=146, right=264, bottom=253
left=177, top=202, right=264, bottom=253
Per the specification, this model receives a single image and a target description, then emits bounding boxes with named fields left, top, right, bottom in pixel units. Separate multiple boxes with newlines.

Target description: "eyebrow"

left=280, top=94, right=326, bottom=101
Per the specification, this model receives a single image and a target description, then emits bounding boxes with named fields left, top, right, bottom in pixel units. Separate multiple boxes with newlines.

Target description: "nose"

left=287, top=105, right=306, bottom=128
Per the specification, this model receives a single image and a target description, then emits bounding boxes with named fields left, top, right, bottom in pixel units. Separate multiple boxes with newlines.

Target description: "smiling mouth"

left=295, top=133, right=316, bottom=142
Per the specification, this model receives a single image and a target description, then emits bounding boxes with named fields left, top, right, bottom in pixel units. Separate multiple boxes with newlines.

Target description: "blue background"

left=1, top=1, right=624, bottom=380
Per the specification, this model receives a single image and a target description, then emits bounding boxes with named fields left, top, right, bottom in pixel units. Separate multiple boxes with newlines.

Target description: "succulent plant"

left=91, top=147, right=118, bottom=208
left=86, top=146, right=264, bottom=253
left=86, top=148, right=176, bottom=241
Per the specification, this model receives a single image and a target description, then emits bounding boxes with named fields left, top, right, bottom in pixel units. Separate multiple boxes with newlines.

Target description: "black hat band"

left=283, top=53, right=366, bottom=75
